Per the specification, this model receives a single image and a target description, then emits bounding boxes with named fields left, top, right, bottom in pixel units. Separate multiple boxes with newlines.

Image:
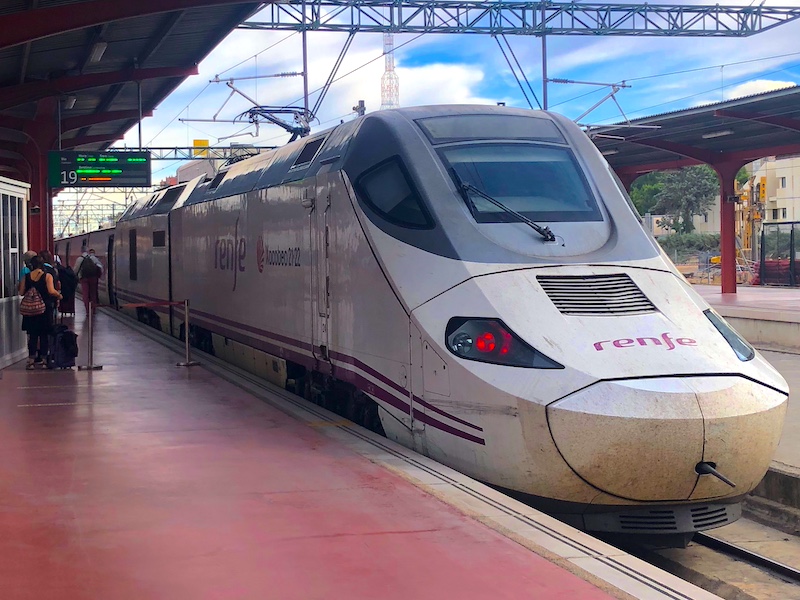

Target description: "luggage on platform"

left=48, top=324, right=79, bottom=369
left=59, top=295, right=76, bottom=319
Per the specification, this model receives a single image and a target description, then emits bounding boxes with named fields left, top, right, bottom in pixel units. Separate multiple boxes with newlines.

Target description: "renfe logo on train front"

left=593, top=332, right=696, bottom=351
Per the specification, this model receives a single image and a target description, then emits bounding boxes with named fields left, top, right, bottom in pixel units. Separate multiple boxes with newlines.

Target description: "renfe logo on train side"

left=214, top=237, right=246, bottom=273
left=214, top=217, right=246, bottom=291
left=593, top=332, right=696, bottom=351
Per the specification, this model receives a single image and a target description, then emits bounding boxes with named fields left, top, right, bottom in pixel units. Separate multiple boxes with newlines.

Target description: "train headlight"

left=704, top=308, right=755, bottom=362
left=445, top=318, right=564, bottom=369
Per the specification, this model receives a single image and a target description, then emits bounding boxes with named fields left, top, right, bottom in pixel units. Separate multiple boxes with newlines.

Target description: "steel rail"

left=694, top=532, right=800, bottom=583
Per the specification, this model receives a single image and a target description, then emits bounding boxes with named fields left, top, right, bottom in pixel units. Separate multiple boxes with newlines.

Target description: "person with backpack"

left=19, top=255, right=62, bottom=370
left=38, top=250, right=60, bottom=322
left=74, top=248, right=103, bottom=315
left=55, top=258, right=78, bottom=317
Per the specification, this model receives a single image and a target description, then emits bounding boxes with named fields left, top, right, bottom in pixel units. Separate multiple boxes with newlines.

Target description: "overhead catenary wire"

left=552, top=49, right=800, bottom=115
left=494, top=36, right=540, bottom=110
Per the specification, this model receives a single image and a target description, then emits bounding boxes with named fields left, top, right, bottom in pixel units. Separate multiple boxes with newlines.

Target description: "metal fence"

left=757, top=222, right=800, bottom=286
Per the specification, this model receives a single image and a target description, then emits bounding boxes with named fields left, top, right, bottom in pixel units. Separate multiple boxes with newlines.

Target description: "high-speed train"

left=57, top=105, right=788, bottom=540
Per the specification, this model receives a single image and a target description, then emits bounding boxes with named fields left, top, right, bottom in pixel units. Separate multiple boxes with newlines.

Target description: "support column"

left=711, top=161, right=744, bottom=294
left=616, top=170, right=640, bottom=192
left=21, top=98, right=58, bottom=252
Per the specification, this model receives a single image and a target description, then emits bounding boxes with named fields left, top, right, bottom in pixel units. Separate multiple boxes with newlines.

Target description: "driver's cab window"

left=355, top=157, right=433, bottom=229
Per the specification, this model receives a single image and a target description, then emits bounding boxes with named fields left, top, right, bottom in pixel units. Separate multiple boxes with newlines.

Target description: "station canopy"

left=0, top=1, right=262, bottom=159
left=589, top=85, right=800, bottom=182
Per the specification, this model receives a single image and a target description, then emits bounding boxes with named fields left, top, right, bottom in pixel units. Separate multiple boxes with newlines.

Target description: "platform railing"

left=78, top=302, right=103, bottom=371
left=116, top=299, right=200, bottom=368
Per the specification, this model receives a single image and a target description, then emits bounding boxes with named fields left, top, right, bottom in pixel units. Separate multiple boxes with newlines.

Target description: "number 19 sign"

left=48, top=151, right=151, bottom=188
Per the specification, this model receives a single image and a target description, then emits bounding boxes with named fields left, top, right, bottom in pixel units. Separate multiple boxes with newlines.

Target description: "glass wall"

left=758, top=221, right=799, bottom=286
left=0, top=177, right=29, bottom=368
left=1, top=193, right=24, bottom=298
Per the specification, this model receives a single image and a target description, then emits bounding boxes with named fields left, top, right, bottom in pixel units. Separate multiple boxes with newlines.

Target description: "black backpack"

left=80, top=257, right=101, bottom=278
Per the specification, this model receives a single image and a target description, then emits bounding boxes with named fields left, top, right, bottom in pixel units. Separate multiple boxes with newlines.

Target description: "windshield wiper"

left=453, top=175, right=556, bottom=242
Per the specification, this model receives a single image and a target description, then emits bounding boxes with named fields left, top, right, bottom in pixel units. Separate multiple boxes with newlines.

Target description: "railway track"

left=693, top=531, right=800, bottom=584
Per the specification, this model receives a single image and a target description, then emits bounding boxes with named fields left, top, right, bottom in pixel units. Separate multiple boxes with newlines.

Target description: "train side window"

left=355, top=157, right=433, bottom=229
left=153, top=231, right=166, bottom=247
left=129, top=229, right=138, bottom=281
left=207, top=171, right=226, bottom=191
left=291, top=137, right=326, bottom=169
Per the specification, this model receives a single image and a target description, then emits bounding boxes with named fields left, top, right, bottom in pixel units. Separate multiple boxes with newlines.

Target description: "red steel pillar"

left=712, top=161, right=745, bottom=294
left=616, top=171, right=640, bottom=192
left=21, top=98, right=58, bottom=253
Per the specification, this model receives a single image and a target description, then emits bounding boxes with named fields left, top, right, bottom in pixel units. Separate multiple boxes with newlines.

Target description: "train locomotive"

left=57, top=105, right=788, bottom=539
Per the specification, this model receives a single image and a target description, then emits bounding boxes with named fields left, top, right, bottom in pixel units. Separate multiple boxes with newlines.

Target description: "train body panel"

left=57, top=105, right=789, bottom=536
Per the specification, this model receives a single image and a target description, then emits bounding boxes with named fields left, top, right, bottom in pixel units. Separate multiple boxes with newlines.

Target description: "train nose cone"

left=546, top=376, right=786, bottom=502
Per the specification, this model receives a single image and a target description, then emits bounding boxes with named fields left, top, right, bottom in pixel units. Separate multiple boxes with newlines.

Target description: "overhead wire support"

left=494, top=34, right=542, bottom=110
left=239, top=2, right=800, bottom=37
left=312, top=30, right=356, bottom=118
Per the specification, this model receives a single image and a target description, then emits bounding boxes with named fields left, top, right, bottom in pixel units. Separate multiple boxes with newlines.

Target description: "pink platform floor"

left=0, top=312, right=614, bottom=600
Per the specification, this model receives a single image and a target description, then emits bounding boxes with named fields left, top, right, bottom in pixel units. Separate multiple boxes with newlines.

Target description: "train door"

left=310, top=183, right=331, bottom=369
left=106, top=234, right=116, bottom=307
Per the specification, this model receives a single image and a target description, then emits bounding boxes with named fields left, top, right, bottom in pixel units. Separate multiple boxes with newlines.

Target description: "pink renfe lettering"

left=594, top=333, right=697, bottom=351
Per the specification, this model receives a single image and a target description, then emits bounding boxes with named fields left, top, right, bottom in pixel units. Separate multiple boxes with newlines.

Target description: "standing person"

left=55, top=258, right=78, bottom=317
left=74, top=248, right=103, bottom=314
left=18, top=250, right=37, bottom=283
left=19, top=256, right=62, bottom=370
left=38, top=250, right=60, bottom=287
left=38, top=250, right=60, bottom=322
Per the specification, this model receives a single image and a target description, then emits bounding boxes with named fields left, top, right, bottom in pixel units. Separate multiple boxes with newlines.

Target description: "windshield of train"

left=439, top=144, right=602, bottom=223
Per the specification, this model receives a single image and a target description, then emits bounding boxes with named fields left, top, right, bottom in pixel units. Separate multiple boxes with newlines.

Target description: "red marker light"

left=500, top=330, right=512, bottom=355
left=476, top=332, right=496, bottom=353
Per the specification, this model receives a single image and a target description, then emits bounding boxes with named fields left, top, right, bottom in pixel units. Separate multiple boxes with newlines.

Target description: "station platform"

left=696, top=284, right=800, bottom=516
left=0, top=309, right=718, bottom=600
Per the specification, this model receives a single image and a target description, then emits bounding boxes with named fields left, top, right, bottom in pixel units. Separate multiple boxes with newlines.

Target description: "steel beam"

left=62, top=134, right=125, bottom=149
left=62, top=110, right=154, bottom=133
left=714, top=109, right=800, bottom=134
left=241, top=1, right=800, bottom=37
left=0, top=0, right=259, bottom=51
left=0, top=66, right=198, bottom=112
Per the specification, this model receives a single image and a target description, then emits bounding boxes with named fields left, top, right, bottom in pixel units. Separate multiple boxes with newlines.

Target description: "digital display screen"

left=48, top=151, right=151, bottom=188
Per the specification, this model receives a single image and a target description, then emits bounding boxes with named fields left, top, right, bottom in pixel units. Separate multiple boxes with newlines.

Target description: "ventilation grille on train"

left=690, top=505, right=731, bottom=529
left=618, top=510, right=678, bottom=532
left=537, top=274, right=656, bottom=316
left=583, top=504, right=740, bottom=534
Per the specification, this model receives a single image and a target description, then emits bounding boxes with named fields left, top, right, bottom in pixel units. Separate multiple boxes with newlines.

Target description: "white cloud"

left=397, top=63, right=489, bottom=106
left=104, top=3, right=800, bottom=176
left=724, top=79, right=797, bottom=100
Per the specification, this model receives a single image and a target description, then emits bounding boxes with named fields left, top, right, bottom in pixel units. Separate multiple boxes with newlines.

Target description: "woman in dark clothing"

left=55, top=261, right=78, bottom=316
left=19, top=255, right=62, bottom=369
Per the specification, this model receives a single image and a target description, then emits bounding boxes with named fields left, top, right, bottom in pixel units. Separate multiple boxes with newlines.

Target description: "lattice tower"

left=380, top=33, right=399, bottom=110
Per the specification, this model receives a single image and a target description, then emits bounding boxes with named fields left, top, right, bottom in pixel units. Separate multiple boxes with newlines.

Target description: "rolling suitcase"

left=59, top=295, right=76, bottom=319
left=48, top=324, right=79, bottom=369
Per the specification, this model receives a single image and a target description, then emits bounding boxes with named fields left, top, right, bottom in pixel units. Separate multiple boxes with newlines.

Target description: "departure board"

left=48, top=151, right=151, bottom=188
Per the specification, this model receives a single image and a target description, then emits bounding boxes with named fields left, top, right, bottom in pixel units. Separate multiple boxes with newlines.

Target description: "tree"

left=629, top=171, right=664, bottom=215
left=736, top=166, right=750, bottom=188
left=653, top=165, right=718, bottom=234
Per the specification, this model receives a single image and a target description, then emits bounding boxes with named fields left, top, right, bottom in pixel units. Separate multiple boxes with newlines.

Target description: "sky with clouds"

left=114, top=0, right=800, bottom=181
